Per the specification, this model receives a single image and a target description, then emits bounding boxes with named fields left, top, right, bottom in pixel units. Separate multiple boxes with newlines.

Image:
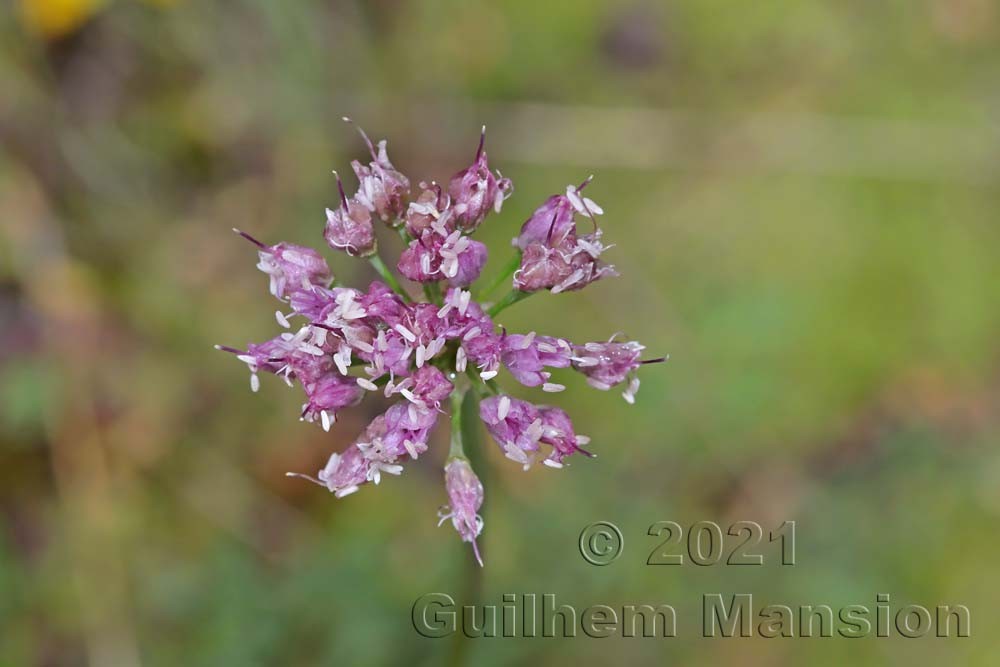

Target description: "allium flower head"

left=217, top=122, right=666, bottom=566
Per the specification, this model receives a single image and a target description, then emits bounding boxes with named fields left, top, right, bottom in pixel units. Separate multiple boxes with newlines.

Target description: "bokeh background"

left=2, top=0, right=999, bottom=664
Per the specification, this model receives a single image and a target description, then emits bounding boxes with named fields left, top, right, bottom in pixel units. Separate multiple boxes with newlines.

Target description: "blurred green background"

left=2, top=0, right=999, bottom=664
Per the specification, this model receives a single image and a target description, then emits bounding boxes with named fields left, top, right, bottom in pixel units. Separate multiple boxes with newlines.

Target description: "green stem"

left=479, top=253, right=521, bottom=300
left=465, top=369, right=499, bottom=396
left=368, top=254, right=411, bottom=302
left=486, top=289, right=530, bottom=317
left=447, top=390, right=485, bottom=667
left=424, top=281, right=442, bottom=305
left=448, top=387, right=468, bottom=460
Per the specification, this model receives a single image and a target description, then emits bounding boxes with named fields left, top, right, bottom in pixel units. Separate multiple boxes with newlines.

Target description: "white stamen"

left=275, top=310, right=291, bottom=328
left=542, top=382, right=566, bottom=393
left=566, top=186, right=585, bottom=212
left=587, top=378, right=613, bottom=391
left=394, top=324, right=417, bottom=343
left=334, top=346, right=351, bottom=375
left=427, top=338, right=445, bottom=359
left=321, top=452, right=341, bottom=476
left=526, top=418, right=544, bottom=441
left=357, top=377, right=378, bottom=391
left=342, top=294, right=368, bottom=320
left=351, top=338, right=375, bottom=354
left=504, top=442, right=528, bottom=464
left=250, top=374, right=260, bottom=393
left=622, top=377, right=640, bottom=404
left=300, top=344, right=324, bottom=356
left=497, top=396, right=511, bottom=421
left=403, top=439, right=418, bottom=459
left=583, top=197, right=603, bottom=215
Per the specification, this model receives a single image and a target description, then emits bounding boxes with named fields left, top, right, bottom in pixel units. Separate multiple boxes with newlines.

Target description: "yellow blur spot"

left=19, top=0, right=104, bottom=38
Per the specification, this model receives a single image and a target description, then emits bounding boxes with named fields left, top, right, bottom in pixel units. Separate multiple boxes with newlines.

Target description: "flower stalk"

left=487, top=289, right=530, bottom=317
left=368, top=253, right=410, bottom=302
left=449, top=384, right=468, bottom=459
left=478, top=252, right=521, bottom=300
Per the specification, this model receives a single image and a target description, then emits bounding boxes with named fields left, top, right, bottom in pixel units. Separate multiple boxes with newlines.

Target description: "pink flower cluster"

left=217, top=122, right=664, bottom=565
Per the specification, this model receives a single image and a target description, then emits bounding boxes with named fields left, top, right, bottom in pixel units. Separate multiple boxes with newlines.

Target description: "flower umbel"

left=217, top=122, right=666, bottom=566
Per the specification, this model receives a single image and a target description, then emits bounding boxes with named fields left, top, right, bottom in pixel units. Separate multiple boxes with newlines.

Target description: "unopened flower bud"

left=439, top=458, right=485, bottom=566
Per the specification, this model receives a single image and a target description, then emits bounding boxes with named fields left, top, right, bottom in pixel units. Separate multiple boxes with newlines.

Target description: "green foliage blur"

left=1, top=0, right=998, bottom=664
